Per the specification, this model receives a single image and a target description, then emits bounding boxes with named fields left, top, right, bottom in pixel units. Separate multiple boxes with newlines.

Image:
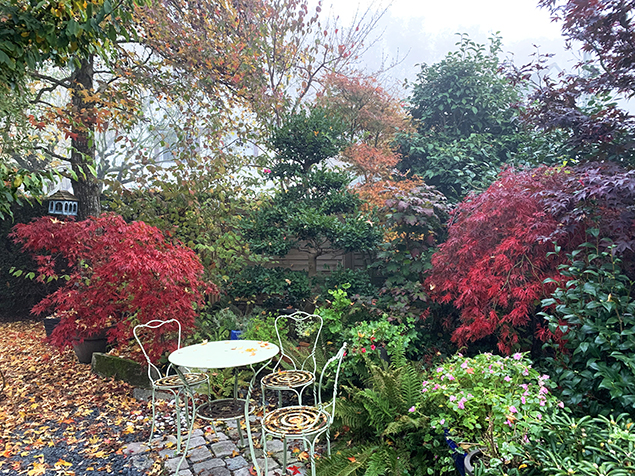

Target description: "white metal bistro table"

left=169, top=340, right=279, bottom=475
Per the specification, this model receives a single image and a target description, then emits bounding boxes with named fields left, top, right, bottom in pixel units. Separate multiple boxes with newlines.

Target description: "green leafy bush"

left=241, top=312, right=288, bottom=344
left=540, top=237, right=635, bottom=417
left=318, top=267, right=377, bottom=300
left=315, top=284, right=357, bottom=344
left=526, top=412, right=635, bottom=475
left=422, top=353, right=560, bottom=473
left=225, top=266, right=311, bottom=312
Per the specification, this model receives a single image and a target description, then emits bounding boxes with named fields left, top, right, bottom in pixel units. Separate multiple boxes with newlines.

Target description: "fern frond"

left=316, top=445, right=378, bottom=476
left=400, top=363, right=424, bottom=409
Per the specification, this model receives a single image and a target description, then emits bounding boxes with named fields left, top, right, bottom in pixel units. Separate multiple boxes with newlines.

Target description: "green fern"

left=324, top=356, right=437, bottom=475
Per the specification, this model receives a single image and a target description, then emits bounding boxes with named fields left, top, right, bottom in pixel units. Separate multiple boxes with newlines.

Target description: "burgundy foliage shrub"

left=10, top=213, right=218, bottom=362
left=426, top=164, right=635, bottom=354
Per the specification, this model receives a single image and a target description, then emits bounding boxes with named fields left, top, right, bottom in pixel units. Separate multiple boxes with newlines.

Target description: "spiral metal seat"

left=261, top=311, right=323, bottom=408
left=261, top=343, right=346, bottom=476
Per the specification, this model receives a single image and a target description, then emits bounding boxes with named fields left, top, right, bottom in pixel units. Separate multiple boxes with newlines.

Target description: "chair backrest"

left=317, top=342, right=347, bottom=417
left=133, top=319, right=182, bottom=383
left=274, top=311, right=323, bottom=374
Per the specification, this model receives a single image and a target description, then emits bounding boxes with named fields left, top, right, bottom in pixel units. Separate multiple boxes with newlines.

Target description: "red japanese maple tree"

left=11, top=213, right=218, bottom=362
left=426, top=168, right=576, bottom=353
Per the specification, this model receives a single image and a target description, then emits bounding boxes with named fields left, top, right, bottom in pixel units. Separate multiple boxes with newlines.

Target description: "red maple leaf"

left=287, top=466, right=302, bottom=475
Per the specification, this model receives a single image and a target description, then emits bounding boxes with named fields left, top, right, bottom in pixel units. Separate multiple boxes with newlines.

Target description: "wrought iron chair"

left=261, top=342, right=347, bottom=476
left=133, top=319, right=209, bottom=453
left=260, top=311, right=323, bottom=409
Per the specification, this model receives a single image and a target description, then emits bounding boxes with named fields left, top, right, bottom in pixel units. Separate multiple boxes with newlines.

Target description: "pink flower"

left=361, top=347, right=366, bottom=353
left=447, top=374, right=455, bottom=381
left=461, top=361, right=468, bottom=369
left=439, top=418, right=445, bottom=425
left=504, top=376, right=512, bottom=382
left=513, top=352, right=522, bottom=360
left=263, top=168, right=272, bottom=174
left=505, top=419, right=513, bottom=427
left=521, top=396, right=526, bottom=404
left=457, top=397, right=467, bottom=409
left=558, top=401, right=565, bottom=408
left=450, top=395, right=457, bottom=402
left=436, top=367, right=443, bottom=373
left=509, top=406, right=517, bottom=414
left=370, top=344, right=376, bottom=350
left=537, top=413, right=542, bottom=420
left=408, top=406, right=416, bottom=413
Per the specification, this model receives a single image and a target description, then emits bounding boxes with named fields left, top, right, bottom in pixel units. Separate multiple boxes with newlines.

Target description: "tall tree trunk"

left=70, top=56, right=101, bottom=220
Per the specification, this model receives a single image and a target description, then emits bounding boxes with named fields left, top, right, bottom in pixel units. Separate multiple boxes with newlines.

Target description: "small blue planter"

left=230, top=330, right=243, bottom=340
left=444, top=429, right=467, bottom=476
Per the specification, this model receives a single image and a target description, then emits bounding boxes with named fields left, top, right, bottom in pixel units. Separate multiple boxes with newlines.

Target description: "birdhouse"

left=47, top=190, right=79, bottom=217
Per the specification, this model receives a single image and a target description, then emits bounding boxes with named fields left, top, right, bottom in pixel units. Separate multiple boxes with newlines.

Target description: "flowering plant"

left=422, top=352, right=561, bottom=471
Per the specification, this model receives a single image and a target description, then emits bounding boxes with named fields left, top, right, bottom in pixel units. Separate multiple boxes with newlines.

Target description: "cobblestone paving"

left=122, top=417, right=319, bottom=476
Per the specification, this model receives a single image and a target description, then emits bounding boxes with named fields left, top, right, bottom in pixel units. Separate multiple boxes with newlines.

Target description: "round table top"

left=168, top=340, right=279, bottom=369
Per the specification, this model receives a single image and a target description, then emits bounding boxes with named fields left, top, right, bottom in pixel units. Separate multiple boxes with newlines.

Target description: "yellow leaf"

left=27, top=462, right=47, bottom=476
left=54, top=459, right=73, bottom=468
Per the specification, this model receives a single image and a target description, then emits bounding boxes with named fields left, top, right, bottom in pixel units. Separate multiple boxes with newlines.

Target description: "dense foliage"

left=0, top=202, right=50, bottom=319
left=427, top=164, right=635, bottom=354
left=423, top=353, right=560, bottom=474
left=10, top=214, right=218, bottom=361
left=319, top=351, right=438, bottom=476
left=396, top=36, right=529, bottom=202
left=540, top=238, right=635, bottom=417
left=526, top=412, right=635, bottom=475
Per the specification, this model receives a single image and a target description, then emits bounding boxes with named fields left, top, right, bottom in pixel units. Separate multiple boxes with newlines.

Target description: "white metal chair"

left=261, top=342, right=347, bottom=476
left=133, top=319, right=209, bottom=453
left=260, top=311, right=323, bottom=409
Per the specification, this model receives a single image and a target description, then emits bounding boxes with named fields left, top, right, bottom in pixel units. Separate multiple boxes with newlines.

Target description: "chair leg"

left=174, top=390, right=182, bottom=453
left=263, top=434, right=268, bottom=475
left=236, top=418, right=245, bottom=447
left=261, top=383, right=266, bottom=412
left=308, top=436, right=318, bottom=476
left=148, top=387, right=157, bottom=444
left=282, top=435, right=288, bottom=470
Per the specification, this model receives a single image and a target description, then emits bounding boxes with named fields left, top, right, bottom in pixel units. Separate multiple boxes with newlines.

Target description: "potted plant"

left=11, top=213, right=218, bottom=363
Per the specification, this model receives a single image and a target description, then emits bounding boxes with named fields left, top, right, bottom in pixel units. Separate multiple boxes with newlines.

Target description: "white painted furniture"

left=169, top=340, right=279, bottom=475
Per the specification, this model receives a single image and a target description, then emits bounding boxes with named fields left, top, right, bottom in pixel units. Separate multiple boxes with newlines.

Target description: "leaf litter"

left=0, top=321, right=166, bottom=475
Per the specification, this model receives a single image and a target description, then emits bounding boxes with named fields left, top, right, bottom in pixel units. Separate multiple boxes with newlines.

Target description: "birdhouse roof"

left=47, top=190, right=79, bottom=202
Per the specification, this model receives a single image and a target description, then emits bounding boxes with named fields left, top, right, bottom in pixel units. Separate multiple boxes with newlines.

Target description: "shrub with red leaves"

left=426, top=164, right=635, bottom=354
left=10, top=213, right=218, bottom=362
